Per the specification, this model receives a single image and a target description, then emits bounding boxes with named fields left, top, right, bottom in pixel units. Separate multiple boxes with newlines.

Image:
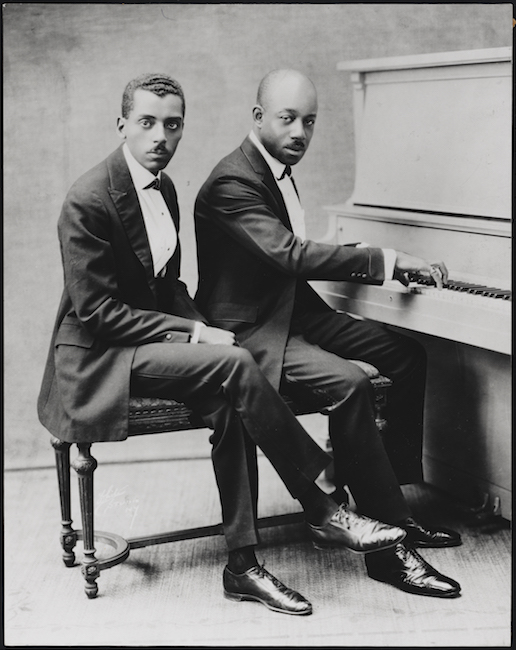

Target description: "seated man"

left=194, top=69, right=462, bottom=603
left=39, top=72, right=415, bottom=617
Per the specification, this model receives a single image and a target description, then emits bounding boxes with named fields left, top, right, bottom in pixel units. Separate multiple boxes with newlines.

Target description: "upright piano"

left=313, top=48, right=512, bottom=518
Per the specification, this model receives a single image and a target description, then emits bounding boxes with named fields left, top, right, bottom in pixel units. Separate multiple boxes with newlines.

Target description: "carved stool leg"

left=50, top=436, right=77, bottom=567
left=72, top=443, right=99, bottom=599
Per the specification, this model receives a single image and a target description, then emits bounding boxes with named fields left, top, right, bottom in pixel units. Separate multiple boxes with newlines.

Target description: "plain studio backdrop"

left=3, top=3, right=511, bottom=469
left=3, top=5, right=512, bottom=648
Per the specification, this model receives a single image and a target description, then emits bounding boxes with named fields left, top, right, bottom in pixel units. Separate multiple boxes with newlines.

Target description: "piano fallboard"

left=315, top=279, right=511, bottom=355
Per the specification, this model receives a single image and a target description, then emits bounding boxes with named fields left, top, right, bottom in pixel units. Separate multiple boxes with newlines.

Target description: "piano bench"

left=50, top=374, right=392, bottom=599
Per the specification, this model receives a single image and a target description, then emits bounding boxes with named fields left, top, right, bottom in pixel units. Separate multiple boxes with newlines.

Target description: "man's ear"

left=252, top=105, right=264, bottom=128
left=116, top=117, right=126, bottom=140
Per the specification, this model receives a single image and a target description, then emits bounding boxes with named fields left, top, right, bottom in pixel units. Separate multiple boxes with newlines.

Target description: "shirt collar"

left=249, top=131, right=289, bottom=181
left=122, top=143, right=162, bottom=190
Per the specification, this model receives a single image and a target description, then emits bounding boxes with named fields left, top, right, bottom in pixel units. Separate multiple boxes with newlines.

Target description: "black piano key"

left=460, top=285, right=487, bottom=292
left=467, top=286, right=498, bottom=294
left=446, top=281, right=472, bottom=291
left=476, top=287, right=506, bottom=296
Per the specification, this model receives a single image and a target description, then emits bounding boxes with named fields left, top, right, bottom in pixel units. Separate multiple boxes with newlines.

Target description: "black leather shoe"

left=223, top=565, right=312, bottom=615
left=402, top=517, right=462, bottom=548
left=366, top=543, right=461, bottom=598
left=309, top=503, right=406, bottom=554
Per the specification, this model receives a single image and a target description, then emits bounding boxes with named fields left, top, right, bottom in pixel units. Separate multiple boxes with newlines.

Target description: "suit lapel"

left=160, top=175, right=180, bottom=233
left=159, top=176, right=182, bottom=278
left=240, top=137, right=294, bottom=232
left=106, top=147, right=156, bottom=290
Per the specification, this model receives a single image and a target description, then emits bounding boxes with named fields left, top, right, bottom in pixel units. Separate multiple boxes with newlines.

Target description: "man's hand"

left=198, top=326, right=237, bottom=346
left=394, top=252, right=448, bottom=290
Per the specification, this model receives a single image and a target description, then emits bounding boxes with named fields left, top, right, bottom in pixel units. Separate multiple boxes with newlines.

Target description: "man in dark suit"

left=195, top=69, right=463, bottom=599
left=39, top=73, right=416, bottom=617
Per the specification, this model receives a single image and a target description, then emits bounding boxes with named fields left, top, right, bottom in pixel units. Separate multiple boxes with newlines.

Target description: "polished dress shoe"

left=223, top=565, right=312, bottom=615
left=402, top=517, right=462, bottom=548
left=366, top=543, right=461, bottom=598
left=308, top=503, right=406, bottom=553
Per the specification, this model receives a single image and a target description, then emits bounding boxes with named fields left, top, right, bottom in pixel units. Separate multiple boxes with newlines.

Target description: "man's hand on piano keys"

left=393, top=252, right=449, bottom=290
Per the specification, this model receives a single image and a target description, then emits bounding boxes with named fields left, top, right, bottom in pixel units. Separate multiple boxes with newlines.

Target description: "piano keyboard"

left=315, top=278, right=512, bottom=355
left=409, top=275, right=512, bottom=300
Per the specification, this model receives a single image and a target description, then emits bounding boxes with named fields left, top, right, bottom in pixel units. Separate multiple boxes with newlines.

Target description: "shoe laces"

left=256, top=563, right=288, bottom=592
left=396, top=543, right=432, bottom=575
left=334, top=504, right=369, bottom=529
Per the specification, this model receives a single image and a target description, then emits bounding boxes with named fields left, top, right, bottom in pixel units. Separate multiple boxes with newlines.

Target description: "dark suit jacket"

left=194, top=136, right=386, bottom=390
left=38, top=146, right=207, bottom=443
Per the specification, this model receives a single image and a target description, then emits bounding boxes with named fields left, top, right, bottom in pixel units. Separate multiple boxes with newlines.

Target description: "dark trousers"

left=281, top=307, right=427, bottom=523
left=130, top=343, right=329, bottom=550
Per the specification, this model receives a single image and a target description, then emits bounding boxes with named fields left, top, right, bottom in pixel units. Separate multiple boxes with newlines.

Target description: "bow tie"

left=279, top=165, right=292, bottom=180
left=279, top=164, right=299, bottom=197
left=144, top=176, right=161, bottom=191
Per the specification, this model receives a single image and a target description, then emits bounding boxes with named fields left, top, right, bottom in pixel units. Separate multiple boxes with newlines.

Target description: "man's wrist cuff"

left=382, top=248, right=397, bottom=280
left=190, top=321, right=205, bottom=344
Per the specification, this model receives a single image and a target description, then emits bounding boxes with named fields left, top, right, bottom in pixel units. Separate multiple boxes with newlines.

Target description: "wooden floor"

left=4, top=418, right=512, bottom=647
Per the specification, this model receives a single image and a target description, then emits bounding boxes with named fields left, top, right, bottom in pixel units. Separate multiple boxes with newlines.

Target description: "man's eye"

left=281, top=116, right=293, bottom=123
left=140, top=120, right=151, bottom=128
left=305, top=119, right=315, bottom=127
left=166, top=122, right=179, bottom=130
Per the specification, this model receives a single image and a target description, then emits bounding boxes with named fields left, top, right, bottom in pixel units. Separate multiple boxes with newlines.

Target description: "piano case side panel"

left=409, top=330, right=512, bottom=520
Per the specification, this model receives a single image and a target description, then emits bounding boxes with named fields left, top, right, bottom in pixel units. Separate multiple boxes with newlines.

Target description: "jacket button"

left=165, top=333, right=172, bottom=340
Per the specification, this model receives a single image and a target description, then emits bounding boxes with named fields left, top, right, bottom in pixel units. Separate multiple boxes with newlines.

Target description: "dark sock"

left=396, top=516, right=413, bottom=525
left=298, top=483, right=340, bottom=526
left=227, top=545, right=259, bottom=574
left=330, top=487, right=350, bottom=505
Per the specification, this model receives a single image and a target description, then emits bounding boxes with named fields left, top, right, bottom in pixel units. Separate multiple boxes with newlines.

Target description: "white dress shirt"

left=122, top=144, right=205, bottom=343
left=248, top=131, right=396, bottom=279
left=123, top=143, right=177, bottom=277
left=249, top=131, right=306, bottom=241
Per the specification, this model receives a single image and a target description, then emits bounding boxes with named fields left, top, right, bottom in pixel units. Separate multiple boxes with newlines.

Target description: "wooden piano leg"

left=50, top=435, right=77, bottom=567
left=72, top=443, right=100, bottom=599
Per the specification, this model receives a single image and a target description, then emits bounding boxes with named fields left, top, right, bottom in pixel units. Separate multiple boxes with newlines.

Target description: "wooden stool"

left=51, top=375, right=392, bottom=598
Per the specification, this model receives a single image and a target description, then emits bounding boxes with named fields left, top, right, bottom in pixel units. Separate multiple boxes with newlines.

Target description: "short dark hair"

left=121, top=73, right=185, bottom=118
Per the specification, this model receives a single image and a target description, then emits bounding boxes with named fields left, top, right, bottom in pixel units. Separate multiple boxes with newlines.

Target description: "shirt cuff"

left=190, top=321, right=206, bottom=344
left=382, top=249, right=397, bottom=280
